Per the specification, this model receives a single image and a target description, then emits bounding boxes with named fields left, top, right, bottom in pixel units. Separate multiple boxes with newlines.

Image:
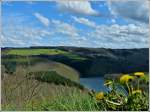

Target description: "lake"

left=80, top=77, right=108, bottom=92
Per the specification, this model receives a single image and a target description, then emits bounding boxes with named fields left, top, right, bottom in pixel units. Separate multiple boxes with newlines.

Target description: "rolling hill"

left=2, top=46, right=149, bottom=77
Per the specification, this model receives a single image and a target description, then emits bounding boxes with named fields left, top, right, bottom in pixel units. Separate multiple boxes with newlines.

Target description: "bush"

left=28, top=71, right=84, bottom=90
left=4, top=62, right=17, bottom=74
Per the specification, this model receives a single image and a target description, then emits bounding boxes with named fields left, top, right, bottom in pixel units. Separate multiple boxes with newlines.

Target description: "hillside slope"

left=2, top=56, right=80, bottom=82
left=27, top=61, right=80, bottom=82
left=2, top=47, right=149, bottom=77
left=52, top=47, right=149, bottom=77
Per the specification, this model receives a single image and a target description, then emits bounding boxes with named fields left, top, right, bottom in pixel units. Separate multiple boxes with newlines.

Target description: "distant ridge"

left=1, top=46, right=149, bottom=50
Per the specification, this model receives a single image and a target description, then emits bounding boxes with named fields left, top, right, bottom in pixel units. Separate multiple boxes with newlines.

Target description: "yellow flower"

left=134, top=72, right=145, bottom=78
left=120, top=74, right=134, bottom=84
left=104, top=80, right=112, bottom=86
left=96, top=92, right=104, bottom=100
left=132, top=89, right=142, bottom=94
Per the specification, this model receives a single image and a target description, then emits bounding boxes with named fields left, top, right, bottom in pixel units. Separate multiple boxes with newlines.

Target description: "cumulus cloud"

left=88, top=24, right=149, bottom=48
left=34, top=13, right=50, bottom=26
left=56, top=1, right=99, bottom=16
left=2, top=13, right=80, bottom=47
left=2, top=14, right=53, bottom=47
left=2, top=25, right=53, bottom=47
left=70, top=15, right=149, bottom=48
left=2, top=10, right=149, bottom=48
left=51, top=17, right=149, bottom=48
left=72, top=16, right=96, bottom=28
left=108, top=0, right=149, bottom=23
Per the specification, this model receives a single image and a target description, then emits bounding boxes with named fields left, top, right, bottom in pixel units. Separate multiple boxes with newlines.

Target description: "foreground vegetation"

left=34, top=72, right=149, bottom=111
left=95, top=72, right=149, bottom=111
left=2, top=68, right=86, bottom=111
left=2, top=69, right=149, bottom=110
left=36, top=72, right=149, bottom=111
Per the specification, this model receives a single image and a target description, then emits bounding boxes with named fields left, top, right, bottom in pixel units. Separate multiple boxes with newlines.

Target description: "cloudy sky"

left=1, top=0, right=149, bottom=48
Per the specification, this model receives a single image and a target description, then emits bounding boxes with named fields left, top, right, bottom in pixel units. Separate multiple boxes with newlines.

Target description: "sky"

left=1, top=0, right=149, bottom=48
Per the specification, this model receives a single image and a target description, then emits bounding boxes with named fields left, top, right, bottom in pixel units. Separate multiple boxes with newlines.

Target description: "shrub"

left=4, top=62, right=17, bottom=74
left=28, top=71, right=84, bottom=90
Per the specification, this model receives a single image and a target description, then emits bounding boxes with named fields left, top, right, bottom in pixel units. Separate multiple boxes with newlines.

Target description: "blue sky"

left=1, top=0, right=149, bottom=48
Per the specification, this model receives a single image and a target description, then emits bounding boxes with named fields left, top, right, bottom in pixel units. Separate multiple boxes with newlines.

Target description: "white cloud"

left=56, top=1, right=99, bottom=16
left=2, top=21, right=53, bottom=47
left=26, top=1, right=34, bottom=4
left=51, top=19, right=79, bottom=37
left=48, top=19, right=148, bottom=48
left=34, top=13, right=50, bottom=26
left=87, top=24, right=149, bottom=48
left=2, top=11, right=149, bottom=48
left=72, top=16, right=96, bottom=28
left=2, top=13, right=81, bottom=47
left=108, top=0, right=149, bottom=23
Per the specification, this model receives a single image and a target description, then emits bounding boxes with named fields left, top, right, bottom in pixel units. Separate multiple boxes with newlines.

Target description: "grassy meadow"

left=1, top=48, right=149, bottom=111
left=2, top=48, right=86, bottom=60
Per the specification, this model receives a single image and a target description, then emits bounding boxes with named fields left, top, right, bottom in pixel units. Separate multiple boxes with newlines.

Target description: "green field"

left=3, top=48, right=86, bottom=60
left=3, top=49, right=66, bottom=55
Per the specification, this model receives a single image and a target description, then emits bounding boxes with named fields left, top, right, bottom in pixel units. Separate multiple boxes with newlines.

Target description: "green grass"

left=25, top=88, right=98, bottom=111
left=3, top=49, right=66, bottom=55
left=2, top=87, right=97, bottom=111
left=2, top=48, right=86, bottom=60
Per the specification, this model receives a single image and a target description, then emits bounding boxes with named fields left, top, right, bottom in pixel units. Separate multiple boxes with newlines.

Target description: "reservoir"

left=80, top=77, right=108, bottom=92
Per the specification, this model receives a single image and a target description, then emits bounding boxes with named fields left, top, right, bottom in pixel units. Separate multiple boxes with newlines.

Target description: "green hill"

left=2, top=56, right=80, bottom=82
left=2, top=47, right=149, bottom=77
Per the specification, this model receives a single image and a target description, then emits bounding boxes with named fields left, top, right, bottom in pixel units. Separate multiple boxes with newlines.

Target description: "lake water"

left=80, top=77, right=108, bottom=92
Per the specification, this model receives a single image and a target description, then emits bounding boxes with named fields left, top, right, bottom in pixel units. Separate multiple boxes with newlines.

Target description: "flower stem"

left=105, top=99, right=123, bottom=105
left=126, top=82, right=131, bottom=95
left=137, top=80, right=139, bottom=90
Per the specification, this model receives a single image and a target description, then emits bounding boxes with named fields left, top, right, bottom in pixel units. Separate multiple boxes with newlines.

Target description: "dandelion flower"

left=134, top=72, right=145, bottom=78
left=120, top=74, right=134, bottom=84
left=96, top=92, right=104, bottom=100
left=132, top=89, right=142, bottom=94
